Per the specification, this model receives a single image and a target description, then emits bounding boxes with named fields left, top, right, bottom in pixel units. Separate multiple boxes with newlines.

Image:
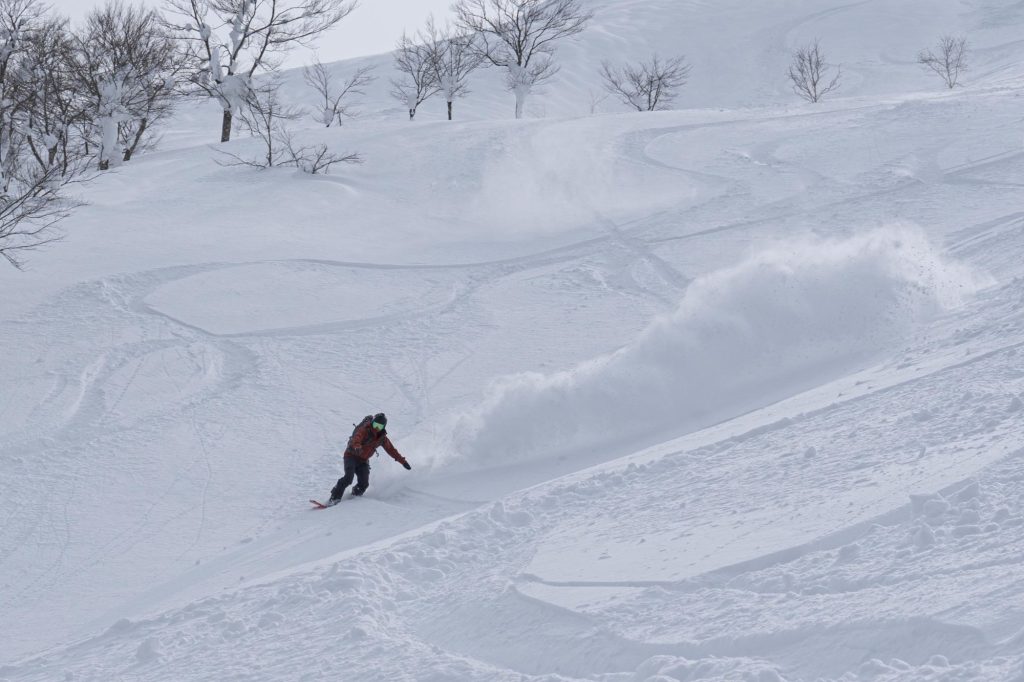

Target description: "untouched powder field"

left=3, top=0, right=1024, bottom=680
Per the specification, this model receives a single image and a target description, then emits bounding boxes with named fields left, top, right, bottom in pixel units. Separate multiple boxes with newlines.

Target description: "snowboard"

left=310, top=492, right=363, bottom=508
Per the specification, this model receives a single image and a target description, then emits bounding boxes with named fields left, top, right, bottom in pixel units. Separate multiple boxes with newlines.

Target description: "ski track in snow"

left=5, top=316, right=1024, bottom=680
left=5, top=1, right=1024, bottom=678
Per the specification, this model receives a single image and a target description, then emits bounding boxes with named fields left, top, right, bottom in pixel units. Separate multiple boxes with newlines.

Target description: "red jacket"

left=345, top=420, right=407, bottom=464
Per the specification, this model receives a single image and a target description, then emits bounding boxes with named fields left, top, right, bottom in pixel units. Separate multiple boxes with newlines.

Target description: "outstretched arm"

left=382, top=436, right=411, bottom=469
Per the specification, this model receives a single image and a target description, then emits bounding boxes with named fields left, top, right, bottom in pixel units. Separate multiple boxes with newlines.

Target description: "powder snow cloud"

left=435, top=226, right=986, bottom=467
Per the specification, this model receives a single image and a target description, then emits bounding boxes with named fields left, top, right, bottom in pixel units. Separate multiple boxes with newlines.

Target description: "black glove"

left=402, top=460, right=412, bottom=470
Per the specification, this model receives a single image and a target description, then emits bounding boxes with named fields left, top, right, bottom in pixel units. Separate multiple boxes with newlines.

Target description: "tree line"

left=0, top=0, right=358, bottom=267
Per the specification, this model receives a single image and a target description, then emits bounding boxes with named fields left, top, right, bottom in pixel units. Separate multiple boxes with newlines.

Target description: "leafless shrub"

left=304, top=57, right=375, bottom=127
left=280, top=131, right=360, bottom=174
left=788, top=39, right=841, bottom=103
left=918, top=35, right=968, bottom=89
left=600, top=54, right=691, bottom=111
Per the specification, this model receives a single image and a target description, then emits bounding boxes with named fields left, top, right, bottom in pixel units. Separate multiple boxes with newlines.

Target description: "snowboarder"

left=326, top=412, right=411, bottom=505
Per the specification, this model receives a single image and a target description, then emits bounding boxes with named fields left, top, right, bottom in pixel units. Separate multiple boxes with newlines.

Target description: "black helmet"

left=372, top=413, right=387, bottom=428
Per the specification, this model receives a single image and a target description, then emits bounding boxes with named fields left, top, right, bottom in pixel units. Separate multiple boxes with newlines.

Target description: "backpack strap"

left=346, top=416, right=374, bottom=450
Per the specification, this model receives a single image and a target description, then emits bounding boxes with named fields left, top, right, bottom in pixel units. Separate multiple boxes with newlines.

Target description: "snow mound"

left=442, top=226, right=983, bottom=467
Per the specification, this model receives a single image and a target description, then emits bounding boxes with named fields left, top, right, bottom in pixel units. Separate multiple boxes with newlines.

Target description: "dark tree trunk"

left=220, top=109, right=233, bottom=143
left=26, top=135, right=45, bottom=170
left=447, top=100, right=453, bottom=120
left=61, top=135, right=70, bottom=176
left=124, top=118, right=149, bottom=162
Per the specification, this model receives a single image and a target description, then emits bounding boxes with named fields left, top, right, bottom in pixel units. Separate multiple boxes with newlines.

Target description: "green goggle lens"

left=372, top=421, right=385, bottom=431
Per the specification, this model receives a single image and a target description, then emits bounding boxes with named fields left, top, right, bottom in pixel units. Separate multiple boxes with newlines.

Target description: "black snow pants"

left=331, top=457, right=370, bottom=499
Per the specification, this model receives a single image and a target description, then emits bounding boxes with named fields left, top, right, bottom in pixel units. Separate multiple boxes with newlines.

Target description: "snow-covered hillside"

left=283, top=0, right=1024, bottom=122
left=3, top=0, right=1024, bottom=680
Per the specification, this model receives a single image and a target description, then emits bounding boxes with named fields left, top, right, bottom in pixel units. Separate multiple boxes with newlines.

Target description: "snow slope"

left=4, top=0, right=1024, bottom=680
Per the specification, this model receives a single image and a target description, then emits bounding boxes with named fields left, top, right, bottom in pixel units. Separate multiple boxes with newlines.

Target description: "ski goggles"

left=372, top=421, right=385, bottom=431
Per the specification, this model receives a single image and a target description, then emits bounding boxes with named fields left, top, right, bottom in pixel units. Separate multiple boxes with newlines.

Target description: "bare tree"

left=788, top=39, right=841, bottom=103
left=390, top=31, right=439, bottom=120
left=72, top=1, right=188, bottom=168
left=19, top=16, right=88, bottom=176
left=918, top=35, right=968, bottom=89
left=454, top=0, right=591, bottom=119
left=165, top=0, right=357, bottom=142
left=0, top=0, right=86, bottom=268
left=600, top=54, right=691, bottom=112
left=421, top=15, right=481, bottom=121
left=303, top=56, right=375, bottom=127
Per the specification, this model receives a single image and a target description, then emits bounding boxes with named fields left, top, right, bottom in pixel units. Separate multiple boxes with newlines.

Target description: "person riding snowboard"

left=327, top=412, right=411, bottom=505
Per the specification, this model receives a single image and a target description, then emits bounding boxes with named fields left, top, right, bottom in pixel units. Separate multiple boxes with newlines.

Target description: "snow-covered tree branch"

left=71, top=1, right=187, bottom=169
left=165, top=0, right=357, bottom=142
left=18, top=16, right=85, bottom=176
left=454, top=0, right=591, bottom=119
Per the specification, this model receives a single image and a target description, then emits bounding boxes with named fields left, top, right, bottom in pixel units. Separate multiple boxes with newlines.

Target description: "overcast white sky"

left=49, top=0, right=457, bottom=62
